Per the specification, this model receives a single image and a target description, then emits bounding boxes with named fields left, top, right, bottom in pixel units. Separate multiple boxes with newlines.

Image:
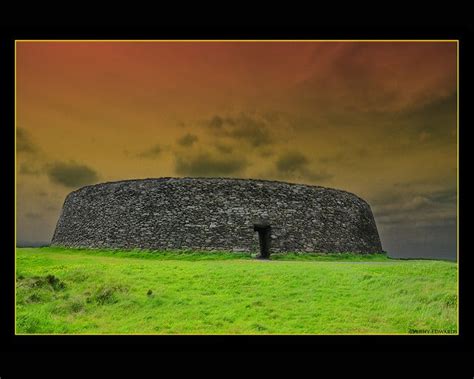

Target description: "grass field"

left=16, top=247, right=458, bottom=334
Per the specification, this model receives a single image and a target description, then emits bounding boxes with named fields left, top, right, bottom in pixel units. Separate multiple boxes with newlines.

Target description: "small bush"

left=87, top=284, right=128, bottom=305
left=26, top=293, right=42, bottom=303
left=89, top=287, right=117, bottom=305
left=46, top=275, right=66, bottom=290
left=17, top=274, right=66, bottom=291
left=69, top=298, right=85, bottom=313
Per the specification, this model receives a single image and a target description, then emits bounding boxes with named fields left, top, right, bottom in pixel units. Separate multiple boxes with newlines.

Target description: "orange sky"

left=16, top=41, right=457, bottom=259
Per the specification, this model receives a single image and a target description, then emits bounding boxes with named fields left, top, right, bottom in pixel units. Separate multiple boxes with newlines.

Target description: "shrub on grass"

left=17, top=274, right=66, bottom=291
left=46, top=275, right=66, bottom=290
left=26, top=293, right=43, bottom=303
left=69, top=298, right=85, bottom=313
left=87, top=284, right=129, bottom=305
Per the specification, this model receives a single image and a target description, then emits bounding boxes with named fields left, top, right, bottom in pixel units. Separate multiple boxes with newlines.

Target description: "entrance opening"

left=253, top=222, right=271, bottom=259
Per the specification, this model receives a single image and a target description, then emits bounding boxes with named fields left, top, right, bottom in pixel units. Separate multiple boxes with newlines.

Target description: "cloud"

left=177, top=133, right=198, bottom=147
left=207, top=113, right=273, bottom=147
left=16, top=128, right=38, bottom=154
left=319, top=148, right=369, bottom=164
left=303, top=171, right=334, bottom=182
left=262, top=111, right=283, bottom=123
left=175, top=152, right=247, bottom=177
left=214, top=143, right=233, bottom=154
left=276, top=151, right=309, bottom=174
left=46, top=161, right=99, bottom=188
left=19, top=162, right=41, bottom=176
left=368, top=183, right=456, bottom=259
left=259, top=149, right=274, bottom=158
left=293, top=42, right=457, bottom=114
left=137, top=144, right=162, bottom=159
left=274, top=151, right=333, bottom=183
left=372, top=187, right=456, bottom=227
left=209, top=116, right=225, bottom=129
left=393, top=92, right=457, bottom=146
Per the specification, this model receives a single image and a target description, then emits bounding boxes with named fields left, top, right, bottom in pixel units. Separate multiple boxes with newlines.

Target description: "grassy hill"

left=16, top=247, right=457, bottom=334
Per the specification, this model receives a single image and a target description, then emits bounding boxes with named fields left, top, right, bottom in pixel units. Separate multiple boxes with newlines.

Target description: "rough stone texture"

left=51, top=177, right=383, bottom=254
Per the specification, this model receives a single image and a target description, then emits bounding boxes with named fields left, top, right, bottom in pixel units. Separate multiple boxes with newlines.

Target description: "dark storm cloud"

left=177, top=133, right=198, bottom=147
left=46, top=161, right=99, bottom=188
left=175, top=152, right=247, bottom=177
left=209, top=116, right=225, bottom=129
left=207, top=113, right=273, bottom=147
left=137, top=144, right=162, bottom=159
left=274, top=151, right=333, bottom=183
left=304, top=171, right=334, bottom=182
left=276, top=151, right=309, bottom=174
left=430, top=189, right=457, bottom=205
left=372, top=187, right=456, bottom=227
left=392, top=92, right=457, bottom=147
left=214, top=143, right=233, bottom=154
left=400, top=91, right=456, bottom=121
left=17, top=128, right=38, bottom=153
left=370, top=184, right=457, bottom=260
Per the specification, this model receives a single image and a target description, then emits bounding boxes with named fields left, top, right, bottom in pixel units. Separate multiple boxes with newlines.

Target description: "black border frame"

left=1, top=24, right=472, bottom=355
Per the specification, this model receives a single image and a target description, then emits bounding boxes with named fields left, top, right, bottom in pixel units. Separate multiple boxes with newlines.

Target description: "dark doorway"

left=253, top=223, right=271, bottom=259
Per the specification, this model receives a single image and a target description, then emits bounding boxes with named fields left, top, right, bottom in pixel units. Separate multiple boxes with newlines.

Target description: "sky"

left=16, top=41, right=458, bottom=259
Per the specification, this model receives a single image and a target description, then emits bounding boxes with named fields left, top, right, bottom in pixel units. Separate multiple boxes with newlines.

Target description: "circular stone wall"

left=51, top=177, right=383, bottom=254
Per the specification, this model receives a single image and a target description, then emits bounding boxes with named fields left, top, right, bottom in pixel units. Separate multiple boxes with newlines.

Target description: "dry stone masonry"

left=51, top=177, right=383, bottom=254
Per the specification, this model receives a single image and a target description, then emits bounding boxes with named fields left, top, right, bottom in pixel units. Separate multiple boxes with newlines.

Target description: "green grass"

left=16, top=247, right=458, bottom=335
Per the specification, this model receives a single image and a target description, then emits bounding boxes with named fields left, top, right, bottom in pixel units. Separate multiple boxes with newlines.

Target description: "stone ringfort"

left=51, top=177, right=383, bottom=254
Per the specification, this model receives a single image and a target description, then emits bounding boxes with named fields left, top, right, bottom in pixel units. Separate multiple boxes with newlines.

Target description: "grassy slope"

left=16, top=247, right=457, bottom=334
